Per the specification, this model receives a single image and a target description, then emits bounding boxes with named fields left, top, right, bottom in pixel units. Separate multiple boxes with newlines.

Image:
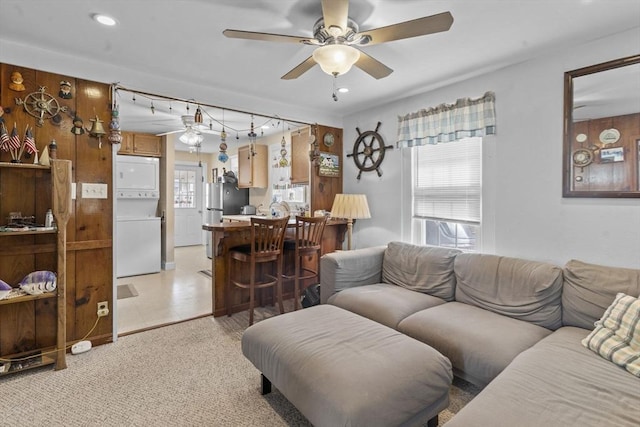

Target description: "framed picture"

left=600, top=147, right=624, bottom=163
left=318, top=152, right=340, bottom=177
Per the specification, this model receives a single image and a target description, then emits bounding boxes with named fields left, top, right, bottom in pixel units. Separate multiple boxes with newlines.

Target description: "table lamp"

left=330, top=194, right=371, bottom=250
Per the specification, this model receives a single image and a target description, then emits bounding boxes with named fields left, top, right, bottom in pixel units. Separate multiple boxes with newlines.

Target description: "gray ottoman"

left=242, top=305, right=453, bottom=427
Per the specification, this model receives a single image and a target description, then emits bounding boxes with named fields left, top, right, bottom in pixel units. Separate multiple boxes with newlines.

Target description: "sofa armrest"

left=320, top=245, right=387, bottom=304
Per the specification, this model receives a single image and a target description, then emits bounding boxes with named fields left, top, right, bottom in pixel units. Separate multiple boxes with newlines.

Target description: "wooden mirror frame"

left=563, top=54, right=640, bottom=198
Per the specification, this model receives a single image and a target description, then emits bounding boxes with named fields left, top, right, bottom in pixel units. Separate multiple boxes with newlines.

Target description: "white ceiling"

left=1, top=0, right=639, bottom=153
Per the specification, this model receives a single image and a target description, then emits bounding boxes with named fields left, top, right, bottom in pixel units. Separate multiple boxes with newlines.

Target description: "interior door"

left=174, top=162, right=204, bottom=247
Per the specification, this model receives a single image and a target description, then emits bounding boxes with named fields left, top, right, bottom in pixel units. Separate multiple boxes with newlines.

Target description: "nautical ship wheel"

left=15, top=86, right=67, bottom=126
left=347, top=122, right=393, bottom=180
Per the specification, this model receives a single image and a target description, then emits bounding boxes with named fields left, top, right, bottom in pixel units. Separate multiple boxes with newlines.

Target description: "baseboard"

left=163, top=261, right=176, bottom=270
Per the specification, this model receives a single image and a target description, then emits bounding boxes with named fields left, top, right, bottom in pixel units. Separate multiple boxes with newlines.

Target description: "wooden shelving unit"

left=0, top=159, right=72, bottom=375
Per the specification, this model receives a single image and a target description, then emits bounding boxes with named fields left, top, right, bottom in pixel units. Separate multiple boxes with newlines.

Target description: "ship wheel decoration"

left=15, top=86, right=67, bottom=127
left=347, top=122, right=393, bottom=180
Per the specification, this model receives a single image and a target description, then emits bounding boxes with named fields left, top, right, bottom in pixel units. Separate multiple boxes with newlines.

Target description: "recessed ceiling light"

left=92, top=14, right=117, bottom=26
left=337, top=87, right=349, bottom=93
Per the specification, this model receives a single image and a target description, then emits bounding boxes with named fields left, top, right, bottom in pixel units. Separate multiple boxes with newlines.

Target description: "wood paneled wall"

left=571, top=113, right=640, bottom=192
left=0, top=63, right=113, bottom=350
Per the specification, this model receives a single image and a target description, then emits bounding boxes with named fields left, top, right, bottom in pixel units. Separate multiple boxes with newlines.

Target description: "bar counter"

left=203, top=218, right=347, bottom=317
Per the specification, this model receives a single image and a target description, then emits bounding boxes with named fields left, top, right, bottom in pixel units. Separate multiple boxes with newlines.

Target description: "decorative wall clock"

left=347, top=121, right=393, bottom=180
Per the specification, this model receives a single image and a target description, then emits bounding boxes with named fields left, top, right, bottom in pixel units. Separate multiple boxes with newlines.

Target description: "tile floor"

left=116, top=245, right=212, bottom=335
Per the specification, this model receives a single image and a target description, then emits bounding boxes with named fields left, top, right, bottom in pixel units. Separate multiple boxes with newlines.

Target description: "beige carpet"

left=0, top=304, right=480, bottom=426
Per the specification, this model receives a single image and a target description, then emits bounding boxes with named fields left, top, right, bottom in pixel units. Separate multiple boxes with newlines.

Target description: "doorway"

left=174, top=161, right=205, bottom=247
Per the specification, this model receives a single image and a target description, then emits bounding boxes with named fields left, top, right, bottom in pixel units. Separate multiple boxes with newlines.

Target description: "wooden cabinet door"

left=251, top=144, right=268, bottom=188
left=120, top=132, right=133, bottom=154
left=291, top=128, right=310, bottom=184
left=238, top=145, right=252, bottom=188
left=238, top=145, right=267, bottom=188
left=118, top=132, right=161, bottom=157
left=132, top=134, right=161, bottom=156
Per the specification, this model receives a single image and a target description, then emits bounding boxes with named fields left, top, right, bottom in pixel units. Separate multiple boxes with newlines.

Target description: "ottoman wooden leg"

left=261, top=374, right=272, bottom=395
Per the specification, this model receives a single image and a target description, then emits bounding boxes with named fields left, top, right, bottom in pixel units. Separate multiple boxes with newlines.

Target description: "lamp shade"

left=312, top=45, right=360, bottom=76
left=330, top=194, right=371, bottom=219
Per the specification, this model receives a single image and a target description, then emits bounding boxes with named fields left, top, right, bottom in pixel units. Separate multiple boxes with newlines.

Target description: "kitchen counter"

left=202, top=218, right=347, bottom=317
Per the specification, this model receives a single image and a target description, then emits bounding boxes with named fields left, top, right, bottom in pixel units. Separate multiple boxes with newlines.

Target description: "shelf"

left=0, top=228, right=56, bottom=236
left=0, top=162, right=50, bottom=170
left=0, top=291, right=57, bottom=306
left=0, top=351, right=55, bottom=376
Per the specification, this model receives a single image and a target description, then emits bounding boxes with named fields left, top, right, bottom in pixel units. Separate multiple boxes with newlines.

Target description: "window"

left=412, top=137, right=481, bottom=250
left=174, top=168, right=196, bottom=208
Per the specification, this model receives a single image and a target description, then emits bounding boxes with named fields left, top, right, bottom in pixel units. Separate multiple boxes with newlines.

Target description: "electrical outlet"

left=97, top=301, right=109, bottom=317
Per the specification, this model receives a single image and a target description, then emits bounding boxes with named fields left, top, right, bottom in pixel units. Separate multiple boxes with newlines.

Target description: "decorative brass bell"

left=86, top=115, right=106, bottom=148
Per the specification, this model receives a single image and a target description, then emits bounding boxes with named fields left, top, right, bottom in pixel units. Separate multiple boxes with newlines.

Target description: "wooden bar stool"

left=283, top=215, right=328, bottom=310
left=226, top=217, right=289, bottom=326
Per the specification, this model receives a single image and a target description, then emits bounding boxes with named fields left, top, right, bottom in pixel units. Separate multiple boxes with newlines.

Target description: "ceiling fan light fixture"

left=179, top=129, right=204, bottom=146
left=312, top=44, right=360, bottom=76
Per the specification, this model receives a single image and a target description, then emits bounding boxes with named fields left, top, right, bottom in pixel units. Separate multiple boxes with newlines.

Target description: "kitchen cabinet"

left=291, top=127, right=310, bottom=184
left=0, top=160, right=71, bottom=376
left=119, top=132, right=162, bottom=157
left=238, top=144, right=268, bottom=188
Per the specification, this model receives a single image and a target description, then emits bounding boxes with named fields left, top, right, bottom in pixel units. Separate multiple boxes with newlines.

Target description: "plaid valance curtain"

left=397, top=91, right=496, bottom=147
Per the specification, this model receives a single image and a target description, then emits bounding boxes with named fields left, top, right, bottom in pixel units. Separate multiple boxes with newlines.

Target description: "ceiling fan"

left=223, top=0, right=453, bottom=80
left=155, top=115, right=218, bottom=144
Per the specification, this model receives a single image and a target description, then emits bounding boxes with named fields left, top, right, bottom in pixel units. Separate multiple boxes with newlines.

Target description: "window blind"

left=413, top=137, right=481, bottom=223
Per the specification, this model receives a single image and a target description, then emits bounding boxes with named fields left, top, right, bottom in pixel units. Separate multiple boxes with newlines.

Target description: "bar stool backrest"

left=294, top=215, right=328, bottom=252
left=251, top=217, right=289, bottom=257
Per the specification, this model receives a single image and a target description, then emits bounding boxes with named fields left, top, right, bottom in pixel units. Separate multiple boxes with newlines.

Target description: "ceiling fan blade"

left=155, top=129, right=183, bottom=136
left=223, top=29, right=310, bottom=44
left=281, top=56, right=317, bottom=80
left=321, top=0, right=349, bottom=32
left=354, top=50, right=393, bottom=79
left=360, top=11, right=453, bottom=46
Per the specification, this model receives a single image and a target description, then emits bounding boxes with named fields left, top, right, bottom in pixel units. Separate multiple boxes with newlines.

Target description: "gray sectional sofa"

left=320, top=241, right=640, bottom=426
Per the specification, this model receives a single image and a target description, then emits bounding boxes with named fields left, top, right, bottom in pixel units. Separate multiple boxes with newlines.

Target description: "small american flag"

left=23, top=126, right=37, bottom=154
left=9, top=124, right=21, bottom=150
left=0, top=123, right=9, bottom=151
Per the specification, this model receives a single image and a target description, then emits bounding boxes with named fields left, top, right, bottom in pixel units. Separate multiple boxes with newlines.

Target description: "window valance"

left=397, top=91, right=496, bottom=147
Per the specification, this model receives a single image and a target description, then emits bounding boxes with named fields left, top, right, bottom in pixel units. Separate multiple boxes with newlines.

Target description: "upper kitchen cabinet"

left=291, top=127, right=311, bottom=184
left=238, top=144, right=268, bottom=188
left=119, top=132, right=162, bottom=157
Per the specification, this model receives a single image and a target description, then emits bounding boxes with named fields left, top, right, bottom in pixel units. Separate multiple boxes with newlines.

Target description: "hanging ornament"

left=279, top=121, right=288, bottom=167
left=108, top=106, right=122, bottom=145
left=218, top=109, right=229, bottom=162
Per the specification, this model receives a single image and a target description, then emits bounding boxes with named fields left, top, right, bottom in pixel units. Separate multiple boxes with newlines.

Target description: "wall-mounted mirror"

left=563, top=55, right=640, bottom=197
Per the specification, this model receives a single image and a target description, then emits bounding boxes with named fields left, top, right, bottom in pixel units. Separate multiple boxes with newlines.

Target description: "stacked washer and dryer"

left=116, top=155, right=161, bottom=277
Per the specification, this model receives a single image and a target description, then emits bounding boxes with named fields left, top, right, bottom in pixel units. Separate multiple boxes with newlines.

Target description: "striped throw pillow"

left=582, top=292, right=640, bottom=377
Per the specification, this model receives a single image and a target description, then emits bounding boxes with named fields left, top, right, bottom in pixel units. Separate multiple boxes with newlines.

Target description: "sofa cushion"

left=454, top=253, right=563, bottom=330
left=582, top=292, right=640, bottom=377
left=328, top=283, right=446, bottom=329
left=382, top=242, right=461, bottom=301
left=320, top=245, right=386, bottom=304
left=445, top=327, right=640, bottom=427
left=397, top=302, right=552, bottom=386
left=562, top=259, right=640, bottom=330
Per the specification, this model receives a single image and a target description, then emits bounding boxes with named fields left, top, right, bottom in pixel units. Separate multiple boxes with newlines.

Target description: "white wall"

left=342, top=28, right=640, bottom=269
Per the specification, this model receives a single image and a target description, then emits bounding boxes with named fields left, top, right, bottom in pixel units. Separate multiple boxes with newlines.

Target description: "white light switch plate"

left=81, top=183, right=108, bottom=199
